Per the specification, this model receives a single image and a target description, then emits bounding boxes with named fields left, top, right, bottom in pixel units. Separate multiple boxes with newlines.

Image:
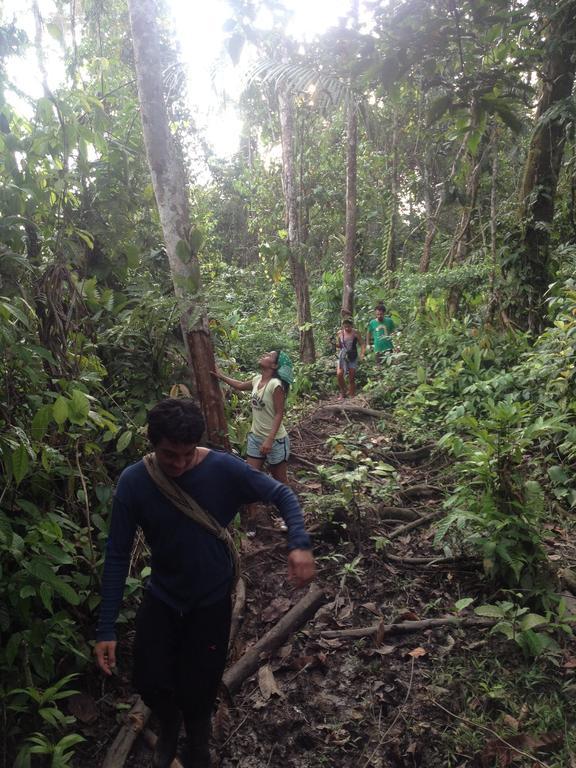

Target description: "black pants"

left=133, top=591, right=231, bottom=720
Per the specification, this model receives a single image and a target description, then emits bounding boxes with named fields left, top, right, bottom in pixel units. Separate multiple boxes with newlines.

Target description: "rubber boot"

left=180, top=717, right=212, bottom=768
left=152, top=704, right=182, bottom=768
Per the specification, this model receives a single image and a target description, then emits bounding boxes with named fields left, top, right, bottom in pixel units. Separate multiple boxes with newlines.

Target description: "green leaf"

left=187, top=226, right=204, bottom=254
left=39, top=583, right=53, bottom=613
left=520, top=613, right=548, bottom=631
left=53, top=396, right=69, bottom=426
left=455, top=597, right=474, bottom=612
left=12, top=445, right=30, bottom=485
left=46, top=22, right=64, bottom=44
left=548, top=465, right=569, bottom=485
left=69, top=389, right=90, bottom=425
left=474, top=604, right=504, bottom=618
left=116, top=430, right=133, bottom=452
left=31, top=405, right=53, bottom=441
left=176, top=239, right=192, bottom=264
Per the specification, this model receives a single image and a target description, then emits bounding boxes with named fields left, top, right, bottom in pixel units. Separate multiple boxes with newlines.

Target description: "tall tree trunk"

left=278, top=86, right=316, bottom=362
left=384, top=115, right=399, bottom=284
left=342, top=0, right=360, bottom=317
left=419, top=157, right=436, bottom=274
left=517, top=0, right=576, bottom=332
left=127, top=0, right=229, bottom=447
left=342, top=98, right=358, bottom=316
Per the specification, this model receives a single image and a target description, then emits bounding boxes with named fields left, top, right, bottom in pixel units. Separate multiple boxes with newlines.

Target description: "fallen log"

left=101, top=697, right=151, bottom=768
left=377, top=506, right=421, bottom=522
left=222, top=583, right=325, bottom=696
left=381, top=445, right=434, bottom=465
left=387, top=510, right=443, bottom=540
left=141, top=730, right=183, bottom=768
left=322, top=404, right=388, bottom=418
left=320, top=616, right=497, bottom=640
left=399, top=484, right=443, bottom=500
left=384, top=553, right=457, bottom=565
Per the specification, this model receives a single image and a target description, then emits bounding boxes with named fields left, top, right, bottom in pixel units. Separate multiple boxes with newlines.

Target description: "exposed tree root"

left=320, top=615, right=497, bottom=640
left=387, top=510, right=444, bottom=540
left=399, top=483, right=443, bottom=500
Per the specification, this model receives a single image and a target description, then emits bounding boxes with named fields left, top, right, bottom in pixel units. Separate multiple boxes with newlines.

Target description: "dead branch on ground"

left=320, top=615, right=497, bottom=640
left=222, top=584, right=325, bottom=696
left=101, top=697, right=151, bottom=768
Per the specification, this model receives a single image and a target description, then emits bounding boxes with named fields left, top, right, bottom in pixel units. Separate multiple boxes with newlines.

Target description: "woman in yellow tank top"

left=212, top=350, right=293, bottom=484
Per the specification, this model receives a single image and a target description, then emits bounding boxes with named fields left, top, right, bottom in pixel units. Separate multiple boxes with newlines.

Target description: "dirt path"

left=79, top=395, right=576, bottom=768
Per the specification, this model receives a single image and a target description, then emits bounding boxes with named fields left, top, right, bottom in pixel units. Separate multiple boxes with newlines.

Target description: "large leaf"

left=11, top=445, right=30, bottom=485
left=31, top=405, right=53, bottom=442
left=52, top=397, right=69, bottom=426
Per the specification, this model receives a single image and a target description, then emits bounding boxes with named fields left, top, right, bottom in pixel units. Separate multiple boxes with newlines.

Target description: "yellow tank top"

left=250, top=375, right=288, bottom=440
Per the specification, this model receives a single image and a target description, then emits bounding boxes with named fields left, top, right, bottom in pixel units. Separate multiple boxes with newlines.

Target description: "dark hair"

left=147, top=398, right=205, bottom=446
left=343, top=317, right=353, bottom=325
left=375, top=304, right=386, bottom=313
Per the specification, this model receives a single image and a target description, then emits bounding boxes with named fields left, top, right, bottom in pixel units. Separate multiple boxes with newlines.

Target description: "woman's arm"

left=212, top=369, right=252, bottom=391
left=357, top=331, right=366, bottom=358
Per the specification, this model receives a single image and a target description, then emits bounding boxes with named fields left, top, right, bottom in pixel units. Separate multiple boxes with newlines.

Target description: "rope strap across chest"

left=143, top=452, right=240, bottom=585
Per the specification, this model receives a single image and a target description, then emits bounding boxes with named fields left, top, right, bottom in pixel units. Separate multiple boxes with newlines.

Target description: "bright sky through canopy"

left=3, top=0, right=352, bottom=159
left=167, top=0, right=352, bottom=157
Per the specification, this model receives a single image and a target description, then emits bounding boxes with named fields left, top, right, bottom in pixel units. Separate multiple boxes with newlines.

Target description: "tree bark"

left=342, top=0, right=359, bottom=317
left=342, top=99, right=358, bottom=316
left=127, top=0, right=229, bottom=447
left=222, top=584, right=324, bottom=695
left=517, top=0, right=576, bottom=332
left=278, top=85, right=316, bottom=362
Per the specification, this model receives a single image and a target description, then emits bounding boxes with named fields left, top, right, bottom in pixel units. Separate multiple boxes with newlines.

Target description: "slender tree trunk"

left=127, top=0, right=229, bottom=447
left=419, top=159, right=436, bottom=274
left=385, top=116, right=399, bottom=283
left=278, top=86, right=316, bottom=362
left=517, top=0, right=576, bottom=332
left=342, top=98, right=358, bottom=316
left=342, top=0, right=360, bottom=317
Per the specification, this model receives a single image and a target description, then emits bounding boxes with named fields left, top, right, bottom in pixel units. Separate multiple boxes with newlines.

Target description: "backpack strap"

left=143, top=453, right=240, bottom=585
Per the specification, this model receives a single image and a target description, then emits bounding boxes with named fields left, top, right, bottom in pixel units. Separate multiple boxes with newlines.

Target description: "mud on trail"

left=77, top=396, right=576, bottom=768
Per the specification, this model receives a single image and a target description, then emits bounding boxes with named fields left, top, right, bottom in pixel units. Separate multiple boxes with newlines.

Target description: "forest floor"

left=76, top=394, right=576, bottom=768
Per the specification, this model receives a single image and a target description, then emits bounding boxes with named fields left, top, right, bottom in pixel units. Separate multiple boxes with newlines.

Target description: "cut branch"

left=101, top=697, right=151, bottom=768
left=222, top=584, right=325, bottom=696
left=320, top=615, right=497, bottom=640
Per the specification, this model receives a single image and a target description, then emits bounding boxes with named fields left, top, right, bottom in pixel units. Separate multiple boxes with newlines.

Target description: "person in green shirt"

left=366, top=304, right=395, bottom=363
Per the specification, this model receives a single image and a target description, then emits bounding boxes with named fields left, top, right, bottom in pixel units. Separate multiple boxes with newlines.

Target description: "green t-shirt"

left=368, top=316, right=395, bottom=352
left=250, top=375, right=288, bottom=440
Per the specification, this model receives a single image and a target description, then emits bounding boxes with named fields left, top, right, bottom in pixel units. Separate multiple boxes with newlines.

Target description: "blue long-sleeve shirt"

left=96, top=450, right=311, bottom=641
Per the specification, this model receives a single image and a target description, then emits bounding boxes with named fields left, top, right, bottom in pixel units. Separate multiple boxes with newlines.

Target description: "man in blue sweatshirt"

left=94, top=398, right=315, bottom=768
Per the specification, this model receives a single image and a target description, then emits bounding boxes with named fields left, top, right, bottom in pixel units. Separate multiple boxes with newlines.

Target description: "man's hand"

left=94, top=640, right=117, bottom=676
left=287, top=549, right=316, bottom=588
